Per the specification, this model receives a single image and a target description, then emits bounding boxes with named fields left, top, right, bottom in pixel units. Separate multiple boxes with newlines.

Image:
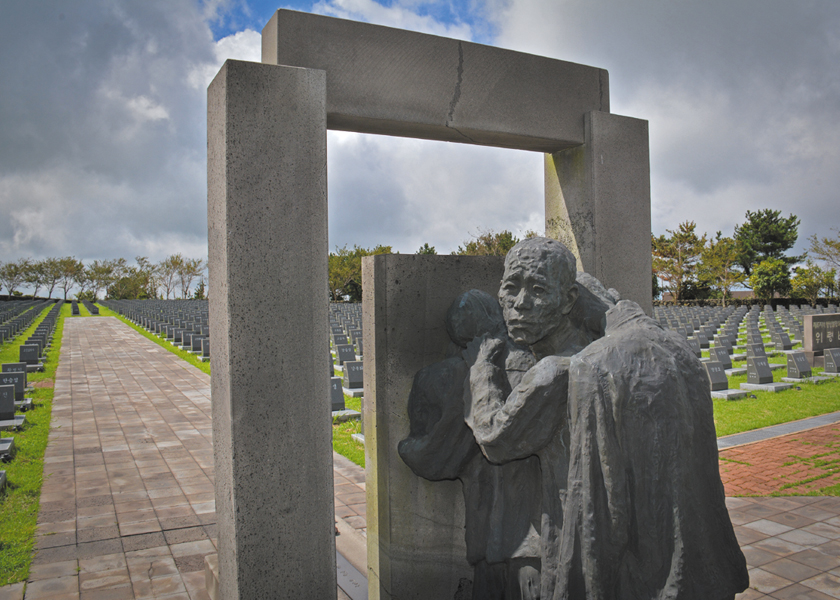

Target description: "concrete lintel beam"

left=262, top=9, right=609, bottom=152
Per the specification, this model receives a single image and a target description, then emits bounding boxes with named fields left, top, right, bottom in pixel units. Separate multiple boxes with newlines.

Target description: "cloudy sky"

left=1, top=0, right=838, bottom=270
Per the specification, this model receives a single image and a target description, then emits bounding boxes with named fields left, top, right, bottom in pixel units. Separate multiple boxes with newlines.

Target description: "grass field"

left=0, top=302, right=66, bottom=586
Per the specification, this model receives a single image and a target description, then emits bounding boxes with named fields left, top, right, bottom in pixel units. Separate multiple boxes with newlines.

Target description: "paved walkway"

left=25, top=318, right=216, bottom=600
left=6, top=316, right=840, bottom=599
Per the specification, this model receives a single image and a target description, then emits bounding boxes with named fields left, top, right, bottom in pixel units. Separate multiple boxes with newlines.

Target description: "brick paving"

left=6, top=315, right=840, bottom=599
left=721, top=424, right=840, bottom=496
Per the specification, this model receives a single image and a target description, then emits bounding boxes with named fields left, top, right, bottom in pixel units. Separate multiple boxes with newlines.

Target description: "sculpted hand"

left=462, top=333, right=504, bottom=369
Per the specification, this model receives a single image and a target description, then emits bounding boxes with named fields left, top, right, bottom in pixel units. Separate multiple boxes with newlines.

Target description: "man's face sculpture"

left=498, top=243, right=576, bottom=347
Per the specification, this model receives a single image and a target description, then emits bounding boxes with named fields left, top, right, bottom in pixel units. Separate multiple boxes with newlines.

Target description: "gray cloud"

left=0, top=0, right=218, bottom=262
left=489, top=0, right=840, bottom=254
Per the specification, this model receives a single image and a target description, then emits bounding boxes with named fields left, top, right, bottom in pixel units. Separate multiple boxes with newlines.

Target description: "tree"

left=177, top=257, right=205, bottom=299
left=734, top=209, right=802, bottom=276
left=193, top=277, right=207, bottom=300
left=697, top=233, right=747, bottom=306
left=749, top=258, right=791, bottom=301
left=416, top=243, right=437, bottom=255
left=651, top=221, right=707, bottom=303
left=807, top=229, right=840, bottom=272
left=328, top=244, right=392, bottom=302
left=455, top=229, right=519, bottom=256
left=456, top=230, right=519, bottom=256
left=87, top=259, right=118, bottom=301
left=105, top=257, right=158, bottom=300
left=652, top=269, right=661, bottom=301
left=73, top=264, right=93, bottom=299
left=158, top=254, right=183, bottom=299
left=24, top=259, right=47, bottom=298
left=57, top=256, right=82, bottom=300
left=0, top=259, right=31, bottom=296
left=791, top=261, right=835, bottom=306
left=42, top=257, right=63, bottom=299
left=135, top=256, right=159, bottom=299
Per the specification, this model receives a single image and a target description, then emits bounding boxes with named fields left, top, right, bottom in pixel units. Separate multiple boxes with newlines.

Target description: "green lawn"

left=0, top=302, right=66, bottom=586
left=702, top=319, right=840, bottom=437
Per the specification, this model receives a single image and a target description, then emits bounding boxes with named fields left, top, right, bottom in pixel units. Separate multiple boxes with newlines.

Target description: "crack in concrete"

left=446, top=41, right=464, bottom=125
left=444, top=42, right=478, bottom=144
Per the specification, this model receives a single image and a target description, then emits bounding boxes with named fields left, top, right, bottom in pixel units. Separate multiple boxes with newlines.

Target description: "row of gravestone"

left=0, top=300, right=53, bottom=346
left=697, top=305, right=839, bottom=399
left=329, top=303, right=363, bottom=420
left=705, top=348, right=840, bottom=400
left=101, top=300, right=212, bottom=361
left=0, top=301, right=63, bottom=493
left=80, top=300, right=99, bottom=315
left=106, top=299, right=367, bottom=428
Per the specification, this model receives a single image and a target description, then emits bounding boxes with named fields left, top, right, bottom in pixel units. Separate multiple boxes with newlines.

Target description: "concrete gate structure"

left=207, top=9, right=651, bottom=599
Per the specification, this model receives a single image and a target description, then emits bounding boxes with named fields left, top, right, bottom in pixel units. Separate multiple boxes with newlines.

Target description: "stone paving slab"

left=28, top=317, right=215, bottom=600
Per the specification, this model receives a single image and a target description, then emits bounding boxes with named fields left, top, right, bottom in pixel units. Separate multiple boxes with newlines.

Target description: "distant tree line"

left=652, top=209, right=839, bottom=306
left=328, top=229, right=535, bottom=302
left=0, top=254, right=207, bottom=301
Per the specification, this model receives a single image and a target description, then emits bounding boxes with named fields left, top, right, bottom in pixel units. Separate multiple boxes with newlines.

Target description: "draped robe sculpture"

left=400, top=237, right=748, bottom=599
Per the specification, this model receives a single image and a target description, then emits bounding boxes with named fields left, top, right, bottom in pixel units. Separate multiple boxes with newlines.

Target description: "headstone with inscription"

left=786, top=352, right=812, bottom=379
left=19, top=345, right=43, bottom=371
left=342, top=361, right=363, bottom=391
left=704, top=362, right=728, bottom=391
left=711, top=347, right=732, bottom=370
left=335, top=344, right=356, bottom=366
left=686, top=337, right=701, bottom=358
left=747, top=357, right=774, bottom=385
left=747, top=343, right=767, bottom=358
left=825, top=348, right=840, bottom=375
left=330, top=377, right=345, bottom=411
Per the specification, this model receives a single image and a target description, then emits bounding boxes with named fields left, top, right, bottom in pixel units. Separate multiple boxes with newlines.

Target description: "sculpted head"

left=498, top=237, right=579, bottom=348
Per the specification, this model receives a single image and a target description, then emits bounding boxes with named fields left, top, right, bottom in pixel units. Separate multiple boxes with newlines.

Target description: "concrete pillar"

left=208, top=59, right=335, bottom=599
left=362, top=255, right=506, bottom=600
left=546, top=111, right=652, bottom=313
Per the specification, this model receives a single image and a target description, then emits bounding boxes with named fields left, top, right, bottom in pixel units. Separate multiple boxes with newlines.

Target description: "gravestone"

left=747, top=343, right=767, bottom=358
left=686, top=337, right=701, bottom=358
left=342, top=361, right=363, bottom=390
left=747, top=357, right=774, bottom=385
left=2, top=363, right=27, bottom=378
left=19, top=345, right=41, bottom=368
left=711, top=347, right=732, bottom=370
left=704, top=362, right=728, bottom=391
left=786, top=352, right=812, bottom=379
left=0, top=372, right=26, bottom=403
left=825, top=348, right=840, bottom=374
left=774, top=332, right=793, bottom=351
left=0, top=385, right=14, bottom=421
left=335, top=344, right=356, bottom=366
left=330, top=377, right=345, bottom=411
left=714, top=335, right=732, bottom=353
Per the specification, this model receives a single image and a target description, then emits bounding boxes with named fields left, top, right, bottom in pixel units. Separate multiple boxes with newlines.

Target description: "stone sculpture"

left=401, top=237, right=748, bottom=599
